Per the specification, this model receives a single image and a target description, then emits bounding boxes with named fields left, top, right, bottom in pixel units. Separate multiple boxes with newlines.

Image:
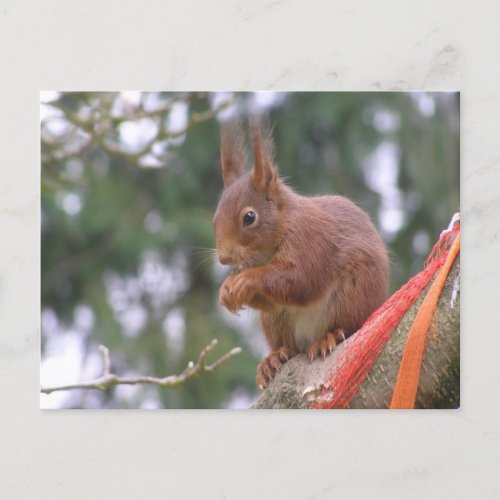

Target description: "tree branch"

left=41, top=94, right=234, bottom=168
left=41, top=340, right=241, bottom=395
left=252, top=258, right=460, bottom=409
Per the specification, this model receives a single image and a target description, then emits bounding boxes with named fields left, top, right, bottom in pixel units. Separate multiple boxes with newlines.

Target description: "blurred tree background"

left=40, top=91, right=459, bottom=409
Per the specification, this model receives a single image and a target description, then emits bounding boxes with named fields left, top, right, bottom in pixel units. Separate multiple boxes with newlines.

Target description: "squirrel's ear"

left=220, top=121, right=247, bottom=188
left=250, top=118, right=278, bottom=199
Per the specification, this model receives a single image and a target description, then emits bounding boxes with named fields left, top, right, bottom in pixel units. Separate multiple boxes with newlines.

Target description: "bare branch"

left=41, top=340, right=242, bottom=395
left=100, top=345, right=111, bottom=376
left=41, top=94, right=234, bottom=168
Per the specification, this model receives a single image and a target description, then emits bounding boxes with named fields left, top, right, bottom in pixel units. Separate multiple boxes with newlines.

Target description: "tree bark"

left=252, top=259, right=460, bottom=409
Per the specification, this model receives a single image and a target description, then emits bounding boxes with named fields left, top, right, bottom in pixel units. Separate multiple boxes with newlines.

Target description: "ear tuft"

left=250, top=117, right=278, bottom=199
left=220, top=121, right=247, bottom=188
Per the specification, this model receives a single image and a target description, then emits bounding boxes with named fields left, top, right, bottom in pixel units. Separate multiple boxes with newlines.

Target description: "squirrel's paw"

left=229, top=270, right=258, bottom=310
left=256, top=347, right=296, bottom=390
left=307, top=328, right=345, bottom=361
left=219, top=275, right=240, bottom=313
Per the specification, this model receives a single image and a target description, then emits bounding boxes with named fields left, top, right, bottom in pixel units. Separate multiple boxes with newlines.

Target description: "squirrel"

left=213, top=119, right=389, bottom=390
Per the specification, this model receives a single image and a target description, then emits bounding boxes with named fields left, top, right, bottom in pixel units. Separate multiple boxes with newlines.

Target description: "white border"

left=1, top=1, right=499, bottom=497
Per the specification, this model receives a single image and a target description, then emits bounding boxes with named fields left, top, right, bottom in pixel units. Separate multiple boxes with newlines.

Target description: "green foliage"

left=40, top=91, right=459, bottom=409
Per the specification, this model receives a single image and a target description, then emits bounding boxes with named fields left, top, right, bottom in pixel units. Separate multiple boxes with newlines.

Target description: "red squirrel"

left=213, top=119, right=389, bottom=390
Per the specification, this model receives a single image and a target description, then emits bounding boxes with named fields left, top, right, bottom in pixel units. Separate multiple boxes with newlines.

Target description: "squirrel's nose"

left=219, top=255, right=232, bottom=265
left=218, top=248, right=235, bottom=265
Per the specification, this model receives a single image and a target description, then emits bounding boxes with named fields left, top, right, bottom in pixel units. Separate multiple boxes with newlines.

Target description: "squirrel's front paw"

left=230, top=270, right=259, bottom=308
left=220, top=270, right=259, bottom=314
left=256, top=347, right=296, bottom=390
left=219, top=275, right=240, bottom=313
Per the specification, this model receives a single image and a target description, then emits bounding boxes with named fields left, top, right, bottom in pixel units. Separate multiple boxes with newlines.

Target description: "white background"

left=1, top=1, right=499, bottom=498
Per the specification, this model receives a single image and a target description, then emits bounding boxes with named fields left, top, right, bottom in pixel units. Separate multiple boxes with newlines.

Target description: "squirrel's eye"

left=243, top=211, right=256, bottom=226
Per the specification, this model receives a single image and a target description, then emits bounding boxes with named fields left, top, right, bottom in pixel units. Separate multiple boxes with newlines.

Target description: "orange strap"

left=390, top=233, right=460, bottom=409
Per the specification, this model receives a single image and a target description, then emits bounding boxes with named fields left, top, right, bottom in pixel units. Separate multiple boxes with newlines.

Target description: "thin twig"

left=41, top=95, right=234, bottom=167
left=41, top=340, right=241, bottom=395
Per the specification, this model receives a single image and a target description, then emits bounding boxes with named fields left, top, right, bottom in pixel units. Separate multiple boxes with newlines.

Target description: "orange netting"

left=312, top=219, right=460, bottom=409
left=390, top=233, right=460, bottom=408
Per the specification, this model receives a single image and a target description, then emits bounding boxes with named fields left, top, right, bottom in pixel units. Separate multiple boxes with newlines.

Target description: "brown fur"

left=214, top=119, right=389, bottom=389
